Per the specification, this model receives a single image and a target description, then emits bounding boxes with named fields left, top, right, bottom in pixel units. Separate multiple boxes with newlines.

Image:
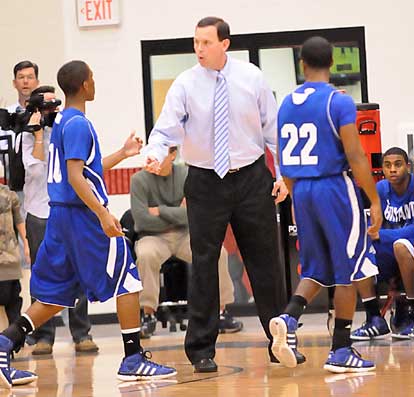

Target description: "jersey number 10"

left=281, top=123, right=318, bottom=166
left=48, top=143, right=62, bottom=183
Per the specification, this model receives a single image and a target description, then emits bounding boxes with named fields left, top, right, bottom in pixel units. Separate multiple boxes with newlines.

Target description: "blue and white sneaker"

left=270, top=332, right=306, bottom=365
left=323, top=347, right=376, bottom=373
left=117, top=350, right=177, bottom=381
left=0, top=335, right=36, bottom=388
left=10, top=368, right=38, bottom=386
left=0, top=335, right=14, bottom=389
left=351, top=316, right=391, bottom=341
left=392, top=322, right=414, bottom=340
left=269, top=314, right=298, bottom=368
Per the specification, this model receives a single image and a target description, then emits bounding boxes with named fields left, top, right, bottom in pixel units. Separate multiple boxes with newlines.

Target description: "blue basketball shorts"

left=30, top=205, right=142, bottom=307
left=374, top=237, right=414, bottom=282
left=293, top=172, right=378, bottom=286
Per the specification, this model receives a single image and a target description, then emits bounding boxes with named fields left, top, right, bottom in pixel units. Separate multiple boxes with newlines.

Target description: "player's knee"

left=393, top=242, right=410, bottom=260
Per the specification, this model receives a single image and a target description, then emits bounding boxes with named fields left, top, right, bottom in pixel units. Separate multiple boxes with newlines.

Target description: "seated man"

left=352, top=147, right=414, bottom=340
left=130, top=146, right=243, bottom=338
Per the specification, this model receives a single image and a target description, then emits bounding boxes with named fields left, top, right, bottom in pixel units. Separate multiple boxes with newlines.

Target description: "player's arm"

left=378, top=224, right=414, bottom=243
left=102, top=131, right=143, bottom=171
left=340, top=123, right=382, bottom=234
left=282, top=176, right=294, bottom=196
left=67, top=159, right=123, bottom=237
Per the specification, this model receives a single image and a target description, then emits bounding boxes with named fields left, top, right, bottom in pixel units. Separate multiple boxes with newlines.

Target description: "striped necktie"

left=213, top=72, right=229, bottom=179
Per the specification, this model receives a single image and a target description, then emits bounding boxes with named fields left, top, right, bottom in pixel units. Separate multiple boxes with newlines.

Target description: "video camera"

left=0, top=92, right=61, bottom=134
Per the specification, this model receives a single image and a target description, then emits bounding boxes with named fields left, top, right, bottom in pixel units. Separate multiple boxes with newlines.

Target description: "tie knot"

left=217, top=72, right=224, bottom=82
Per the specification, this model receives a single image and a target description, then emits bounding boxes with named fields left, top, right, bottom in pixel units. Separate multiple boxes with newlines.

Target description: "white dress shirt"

left=22, top=127, right=51, bottom=218
left=142, top=55, right=280, bottom=177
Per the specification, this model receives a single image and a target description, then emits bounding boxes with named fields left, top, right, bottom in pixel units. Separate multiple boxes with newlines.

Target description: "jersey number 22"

left=281, top=123, right=318, bottom=166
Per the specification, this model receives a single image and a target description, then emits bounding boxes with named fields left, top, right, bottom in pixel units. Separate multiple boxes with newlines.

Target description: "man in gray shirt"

left=131, top=146, right=242, bottom=338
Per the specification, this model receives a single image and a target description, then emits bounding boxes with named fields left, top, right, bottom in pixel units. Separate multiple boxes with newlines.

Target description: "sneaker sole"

left=269, top=318, right=297, bottom=368
left=12, top=374, right=38, bottom=386
left=351, top=333, right=391, bottom=341
left=323, top=364, right=376, bottom=374
left=391, top=333, right=411, bottom=340
left=0, top=370, right=12, bottom=389
left=117, top=370, right=177, bottom=382
left=218, top=326, right=243, bottom=334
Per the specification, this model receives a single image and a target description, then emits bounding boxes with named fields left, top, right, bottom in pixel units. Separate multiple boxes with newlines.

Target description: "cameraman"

left=2, top=61, right=39, bottom=130
left=22, top=86, right=99, bottom=355
left=0, top=61, right=39, bottom=270
left=0, top=60, right=39, bottom=184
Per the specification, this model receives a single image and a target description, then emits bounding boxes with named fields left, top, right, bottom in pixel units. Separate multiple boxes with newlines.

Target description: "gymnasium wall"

left=1, top=0, right=413, bottom=315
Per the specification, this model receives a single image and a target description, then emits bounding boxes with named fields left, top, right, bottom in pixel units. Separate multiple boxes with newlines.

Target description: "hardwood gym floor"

left=3, top=312, right=413, bottom=397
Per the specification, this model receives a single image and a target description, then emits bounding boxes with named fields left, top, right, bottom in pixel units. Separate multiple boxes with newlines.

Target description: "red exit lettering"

left=85, top=0, right=113, bottom=21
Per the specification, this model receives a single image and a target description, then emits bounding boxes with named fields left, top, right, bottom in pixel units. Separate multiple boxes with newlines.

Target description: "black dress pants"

left=184, top=156, right=287, bottom=364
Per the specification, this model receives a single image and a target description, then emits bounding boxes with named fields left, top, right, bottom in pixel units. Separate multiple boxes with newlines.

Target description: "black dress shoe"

left=194, top=358, right=218, bottom=373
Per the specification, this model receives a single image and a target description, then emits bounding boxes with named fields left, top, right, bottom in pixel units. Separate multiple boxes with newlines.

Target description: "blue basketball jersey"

left=374, top=174, right=414, bottom=245
left=278, top=82, right=356, bottom=178
left=372, top=175, right=414, bottom=281
left=48, top=108, right=109, bottom=206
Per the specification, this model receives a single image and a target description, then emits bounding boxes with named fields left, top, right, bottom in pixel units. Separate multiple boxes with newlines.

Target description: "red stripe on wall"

left=104, top=167, right=141, bottom=195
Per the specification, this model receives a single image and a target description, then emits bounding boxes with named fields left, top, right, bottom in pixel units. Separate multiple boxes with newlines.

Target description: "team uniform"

left=30, top=108, right=142, bottom=307
left=351, top=175, right=414, bottom=341
left=374, top=175, right=414, bottom=282
left=271, top=81, right=377, bottom=373
left=278, top=82, right=378, bottom=286
left=0, top=106, right=176, bottom=388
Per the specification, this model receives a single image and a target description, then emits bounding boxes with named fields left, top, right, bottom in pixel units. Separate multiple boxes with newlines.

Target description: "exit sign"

left=77, top=0, right=120, bottom=27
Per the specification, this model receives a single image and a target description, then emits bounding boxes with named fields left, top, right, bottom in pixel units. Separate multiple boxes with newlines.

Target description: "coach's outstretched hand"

left=145, top=156, right=162, bottom=175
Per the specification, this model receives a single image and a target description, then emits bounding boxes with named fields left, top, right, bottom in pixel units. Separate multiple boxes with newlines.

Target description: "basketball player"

left=0, top=60, right=176, bottom=389
left=352, top=147, right=414, bottom=340
left=270, top=36, right=382, bottom=373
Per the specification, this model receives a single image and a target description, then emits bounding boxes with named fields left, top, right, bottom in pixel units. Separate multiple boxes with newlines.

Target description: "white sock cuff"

left=361, top=296, right=376, bottom=303
left=22, top=313, right=35, bottom=331
left=121, top=327, right=141, bottom=334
